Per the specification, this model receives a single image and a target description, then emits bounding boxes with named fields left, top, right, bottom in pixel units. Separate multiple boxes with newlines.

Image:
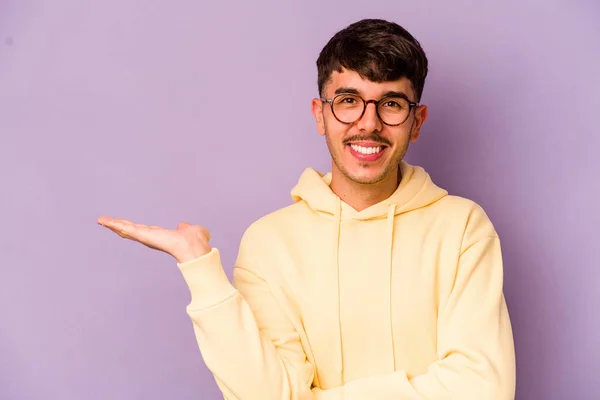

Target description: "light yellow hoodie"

left=177, top=160, right=516, bottom=400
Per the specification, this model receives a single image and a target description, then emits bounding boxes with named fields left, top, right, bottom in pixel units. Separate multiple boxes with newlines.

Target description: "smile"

left=349, top=144, right=384, bottom=155
left=346, top=143, right=387, bottom=162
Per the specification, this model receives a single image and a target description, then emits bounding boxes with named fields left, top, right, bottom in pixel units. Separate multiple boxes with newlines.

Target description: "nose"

left=356, top=101, right=383, bottom=133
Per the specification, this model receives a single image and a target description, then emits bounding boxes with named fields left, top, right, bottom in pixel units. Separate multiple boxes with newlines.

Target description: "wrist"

left=175, top=243, right=212, bottom=263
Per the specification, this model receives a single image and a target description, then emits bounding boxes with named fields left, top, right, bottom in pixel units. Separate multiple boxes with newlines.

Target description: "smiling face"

left=312, top=68, right=428, bottom=186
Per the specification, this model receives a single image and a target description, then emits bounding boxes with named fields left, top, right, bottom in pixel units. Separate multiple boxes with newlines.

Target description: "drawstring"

left=386, top=204, right=397, bottom=371
left=334, top=198, right=345, bottom=383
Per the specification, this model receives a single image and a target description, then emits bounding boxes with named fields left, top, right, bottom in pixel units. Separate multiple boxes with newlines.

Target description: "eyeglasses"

left=320, top=93, right=418, bottom=126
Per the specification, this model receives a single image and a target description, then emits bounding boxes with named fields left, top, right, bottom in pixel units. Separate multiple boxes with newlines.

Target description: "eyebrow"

left=333, top=87, right=413, bottom=102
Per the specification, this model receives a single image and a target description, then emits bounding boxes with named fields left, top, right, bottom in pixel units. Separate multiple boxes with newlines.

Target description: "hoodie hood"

left=290, top=160, right=448, bottom=220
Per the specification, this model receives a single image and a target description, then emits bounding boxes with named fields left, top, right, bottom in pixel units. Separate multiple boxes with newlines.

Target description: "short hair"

left=316, top=18, right=429, bottom=102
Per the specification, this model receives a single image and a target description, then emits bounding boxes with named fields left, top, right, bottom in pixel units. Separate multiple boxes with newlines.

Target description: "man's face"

left=312, top=68, right=427, bottom=185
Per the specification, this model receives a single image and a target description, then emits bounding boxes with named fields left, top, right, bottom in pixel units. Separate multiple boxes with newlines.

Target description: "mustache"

left=342, top=135, right=392, bottom=147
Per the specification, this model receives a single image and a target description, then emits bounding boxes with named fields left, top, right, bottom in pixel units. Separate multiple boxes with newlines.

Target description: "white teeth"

left=350, top=144, right=382, bottom=155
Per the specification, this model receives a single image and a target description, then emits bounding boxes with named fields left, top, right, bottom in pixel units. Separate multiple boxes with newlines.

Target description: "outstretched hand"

left=97, top=216, right=212, bottom=263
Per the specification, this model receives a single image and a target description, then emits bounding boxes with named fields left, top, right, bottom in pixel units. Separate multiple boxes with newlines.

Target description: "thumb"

left=177, top=221, right=211, bottom=241
left=177, top=222, right=192, bottom=230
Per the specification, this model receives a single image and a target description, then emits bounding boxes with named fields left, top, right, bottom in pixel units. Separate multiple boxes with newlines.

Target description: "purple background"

left=1, top=1, right=599, bottom=399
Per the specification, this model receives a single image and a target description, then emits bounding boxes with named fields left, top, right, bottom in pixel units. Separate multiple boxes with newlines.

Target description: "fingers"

left=97, top=216, right=113, bottom=226
left=98, top=216, right=131, bottom=230
left=98, top=216, right=169, bottom=249
left=98, top=216, right=146, bottom=239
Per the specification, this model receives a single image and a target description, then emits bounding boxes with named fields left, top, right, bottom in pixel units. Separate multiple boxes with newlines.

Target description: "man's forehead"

left=326, top=69, right=414, bottom=98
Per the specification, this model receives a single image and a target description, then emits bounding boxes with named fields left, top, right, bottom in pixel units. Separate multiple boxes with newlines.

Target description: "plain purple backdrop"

left=1, top=0, right=599, bottom=399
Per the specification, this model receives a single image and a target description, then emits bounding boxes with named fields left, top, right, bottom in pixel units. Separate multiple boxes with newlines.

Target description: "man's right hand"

left=97, top=216, right=212, bottom=263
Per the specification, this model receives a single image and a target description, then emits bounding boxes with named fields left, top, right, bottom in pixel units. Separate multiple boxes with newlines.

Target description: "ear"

left=311, top=98, right=326, bottom=136
left=409, top=104, right=428, bottom=143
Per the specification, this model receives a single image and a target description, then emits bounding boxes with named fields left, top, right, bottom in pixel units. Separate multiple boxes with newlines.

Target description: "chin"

left=331, top=146, right=398, bottom=185
left=344, top=168, right=389, bottom=185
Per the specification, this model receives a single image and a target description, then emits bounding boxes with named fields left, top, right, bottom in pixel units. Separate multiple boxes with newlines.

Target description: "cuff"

left=177, top=248, right=237, bottom=310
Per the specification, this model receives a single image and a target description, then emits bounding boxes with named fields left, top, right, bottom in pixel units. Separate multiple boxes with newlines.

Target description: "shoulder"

left=429, top=194, right=499, bottom=249
left=239, top=201, right=309, bottom=248
left=233, top=202, right=310, bottom=275
left=434, top=195, right=493, bottom=220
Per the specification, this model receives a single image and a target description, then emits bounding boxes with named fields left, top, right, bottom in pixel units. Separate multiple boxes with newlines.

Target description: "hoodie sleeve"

left=311, top=211, right=516, bottom=400
left=177, top=227, right=315, bottom=400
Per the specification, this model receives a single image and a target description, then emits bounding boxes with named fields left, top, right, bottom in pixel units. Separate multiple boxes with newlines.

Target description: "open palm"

left=97, top=216, right=211, bottom=263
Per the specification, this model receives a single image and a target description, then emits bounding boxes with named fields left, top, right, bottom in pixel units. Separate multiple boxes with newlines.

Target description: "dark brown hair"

left=316, top=19, right=428, bottom=102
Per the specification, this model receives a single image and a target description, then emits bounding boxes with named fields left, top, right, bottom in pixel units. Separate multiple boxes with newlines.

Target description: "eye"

left=333, top=94, right=362, bottom=109
left=339, top=96, right=357, bottom=104
left=383, top=100, right=401, bottom=108
left=381, top=98, right=407, bottom=109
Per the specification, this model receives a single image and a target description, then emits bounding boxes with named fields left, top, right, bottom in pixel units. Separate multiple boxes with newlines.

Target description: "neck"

left=329, top=166, right=401, bottom=212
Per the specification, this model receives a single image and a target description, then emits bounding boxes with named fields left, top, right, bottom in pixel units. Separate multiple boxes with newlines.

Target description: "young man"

left=99, top=19, right=516, bottom=399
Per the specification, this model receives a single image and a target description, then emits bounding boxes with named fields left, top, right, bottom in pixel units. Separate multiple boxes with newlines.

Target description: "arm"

left=96, top=216, right=316, bottom=397
left=178, top=227, right=315, bottom=400
left=313, top=220, right=516, bottom=399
